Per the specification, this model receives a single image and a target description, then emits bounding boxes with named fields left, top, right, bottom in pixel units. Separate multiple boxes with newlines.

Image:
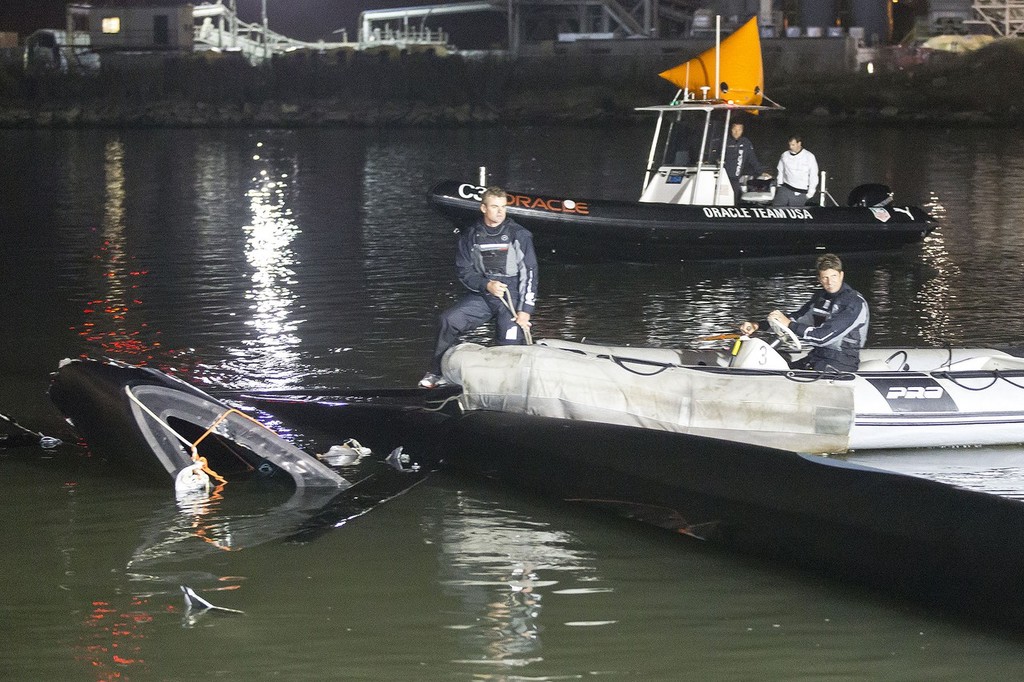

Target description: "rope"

left=605, top=354, right=672, bottom=377
left=422, top=393, right=464, bottom=413
left=996, top=371, right=1024, bottom=390
left=931, top=368, right=1024, bottom=392
left=501, top=289, right=533, bottom=345
left=123, top=386, right=280, bottom=485
left=0, top=410, right=63, bottom=449
left=931, top=371, right=999, bottom=392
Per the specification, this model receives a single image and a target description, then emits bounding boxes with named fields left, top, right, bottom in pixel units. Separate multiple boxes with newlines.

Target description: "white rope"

left=125, top=385, right=199, bottom=458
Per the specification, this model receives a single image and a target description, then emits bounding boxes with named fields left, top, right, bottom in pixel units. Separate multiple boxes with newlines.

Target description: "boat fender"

left=174, top=460, right=211, bottom=496
left=318, top=438, right=372, bottom=466
left=320, top=445, right=359, bottom=466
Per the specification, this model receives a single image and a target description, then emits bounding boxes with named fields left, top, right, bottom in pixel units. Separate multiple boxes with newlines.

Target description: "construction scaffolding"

left=357, top=0, right=725, bottom=54
left=192, top=1, right=355, bottom=63
left=968, top=0, right=1024, bottom=37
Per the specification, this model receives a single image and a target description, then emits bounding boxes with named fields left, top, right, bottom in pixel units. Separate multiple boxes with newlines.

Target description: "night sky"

left=0, top=0, right=499, bottom=44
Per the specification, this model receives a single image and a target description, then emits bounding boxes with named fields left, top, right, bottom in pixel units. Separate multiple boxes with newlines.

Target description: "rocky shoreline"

left=2, top=39, right=1022, bottom=128
left=0, top=94, right=1012, bottom=129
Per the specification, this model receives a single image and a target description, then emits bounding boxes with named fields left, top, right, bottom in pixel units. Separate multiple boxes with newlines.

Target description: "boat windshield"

left=662, top=118, right=711, bottom=167
left=659, top=110, right=731, bottom=169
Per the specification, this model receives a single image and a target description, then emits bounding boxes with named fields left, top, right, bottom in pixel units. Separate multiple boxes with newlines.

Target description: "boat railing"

left=819, top=170, right=840, bottom=207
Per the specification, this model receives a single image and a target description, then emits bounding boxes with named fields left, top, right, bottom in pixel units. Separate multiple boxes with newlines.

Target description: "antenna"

left=715, top=15, right=721, bottom=100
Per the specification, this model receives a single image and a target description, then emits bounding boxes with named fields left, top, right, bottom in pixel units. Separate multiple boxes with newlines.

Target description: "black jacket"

left=788, top=282, right=869, bottom=371
left=455, top=217, right=538, bottom=315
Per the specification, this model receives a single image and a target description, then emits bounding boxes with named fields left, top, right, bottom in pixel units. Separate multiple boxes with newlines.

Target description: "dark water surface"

left=3, top=125, right=1024, bottom=679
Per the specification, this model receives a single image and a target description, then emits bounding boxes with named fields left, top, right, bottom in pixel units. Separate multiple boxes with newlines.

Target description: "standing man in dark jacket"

left=420, top=186, right=539, bottom=388
left=741, top=253, right=869, bottom=372
left=722, top=120, right=764, bottom=200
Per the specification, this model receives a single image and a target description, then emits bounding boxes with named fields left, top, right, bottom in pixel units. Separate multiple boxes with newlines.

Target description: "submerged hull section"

left=428, top=181, right=934, bottom=262
left=49, top=358, right=346, bottom=488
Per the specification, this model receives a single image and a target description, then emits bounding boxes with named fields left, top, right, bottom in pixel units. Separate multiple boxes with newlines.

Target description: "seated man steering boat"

left=740, top=253, right=869, bottom=372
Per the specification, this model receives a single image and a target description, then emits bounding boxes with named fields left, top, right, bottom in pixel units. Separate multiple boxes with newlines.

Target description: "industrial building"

left=12, top=0, right=1021, bottom=70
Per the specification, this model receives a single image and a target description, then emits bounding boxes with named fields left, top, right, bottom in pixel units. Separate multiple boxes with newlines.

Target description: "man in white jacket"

left=773, top=135, right=818, bottom=207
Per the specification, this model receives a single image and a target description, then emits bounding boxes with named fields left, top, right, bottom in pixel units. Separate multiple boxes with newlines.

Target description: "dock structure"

left=357, top=0, right=716, bottom=53
left=54, top=1, right=1015, bottom=69
left=190, top=0, right=356, bottom=64
left=191, top=0, right=718, bottom=61
left=967, top=0, right=1024, bottom=37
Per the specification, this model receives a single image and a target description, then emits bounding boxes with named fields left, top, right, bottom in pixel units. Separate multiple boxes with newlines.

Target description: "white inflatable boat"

left=440, top=331, right=1024, bottom=454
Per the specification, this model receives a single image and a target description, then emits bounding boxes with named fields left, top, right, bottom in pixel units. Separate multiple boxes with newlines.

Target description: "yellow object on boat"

left=659, top=15, right=764, bottom=107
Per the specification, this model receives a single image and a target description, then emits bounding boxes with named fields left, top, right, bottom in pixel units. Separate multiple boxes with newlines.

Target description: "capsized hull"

left=49, top=357, right=346, bottom=488
left=428, top=181, right=934, bottom=262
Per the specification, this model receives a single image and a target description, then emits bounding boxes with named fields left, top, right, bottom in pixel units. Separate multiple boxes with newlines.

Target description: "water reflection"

left=231, top=141, right=304, bottom=386
left=841, top=447, right=1024, bottom=500
left=70, top=136, right=160, bottom=359
left=126, top=486, right=330, bottom=573
left=433, top=492, right=607, bottom=673
left=74, top=594, right=153, bottom=680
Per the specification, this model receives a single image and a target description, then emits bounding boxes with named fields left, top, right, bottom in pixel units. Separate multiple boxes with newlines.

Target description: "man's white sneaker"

left=418, top=372, right=449, bottom=389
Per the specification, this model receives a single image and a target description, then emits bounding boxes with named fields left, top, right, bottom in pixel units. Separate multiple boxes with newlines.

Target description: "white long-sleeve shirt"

left=776, top=148, right=819, bottom=197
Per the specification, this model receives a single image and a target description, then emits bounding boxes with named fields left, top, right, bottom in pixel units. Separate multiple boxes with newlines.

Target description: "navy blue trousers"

left=429, top=293, right=524, bottom=373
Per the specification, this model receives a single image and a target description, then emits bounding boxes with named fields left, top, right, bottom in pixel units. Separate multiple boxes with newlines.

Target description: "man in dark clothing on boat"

left=740, top=253, right=869, bottom=372
left=721, top=121, right=766, bottom=201
left=420, top=186, right=539, bottom=388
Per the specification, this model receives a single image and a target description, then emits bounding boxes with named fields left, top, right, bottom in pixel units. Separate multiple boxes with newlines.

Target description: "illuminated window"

left=101, top=16, right=121, bottom=34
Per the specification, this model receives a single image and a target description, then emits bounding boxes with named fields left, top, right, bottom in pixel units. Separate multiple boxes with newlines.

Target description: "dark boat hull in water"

left=428, top=180, right=934, bottom=262
left=244, top=389, right=1024, bottom=630
left=49, top=357, right=346, bottom=488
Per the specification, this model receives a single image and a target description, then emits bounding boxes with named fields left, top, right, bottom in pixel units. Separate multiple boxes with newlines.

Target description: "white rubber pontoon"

left=440, top=333, right=1024, bottom=454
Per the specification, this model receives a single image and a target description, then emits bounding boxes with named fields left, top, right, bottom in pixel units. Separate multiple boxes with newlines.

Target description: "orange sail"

left=658, top=16, right=764, bottom=106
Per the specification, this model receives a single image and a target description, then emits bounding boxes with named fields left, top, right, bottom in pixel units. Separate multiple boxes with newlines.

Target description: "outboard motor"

left=847, top=183, right=893, bottom=207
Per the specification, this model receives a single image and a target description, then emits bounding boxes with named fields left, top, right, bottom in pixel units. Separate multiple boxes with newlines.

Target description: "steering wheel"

left=768, top=316, right=802, bottom=352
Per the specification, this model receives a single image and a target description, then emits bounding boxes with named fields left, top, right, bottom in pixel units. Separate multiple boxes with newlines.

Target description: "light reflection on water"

left=433, top=491, right=603, bottom=671
left=26, top=125, right=1024, bottom=385
left=841, top=448, right=1024, bottom=500
left=69, top=137, right=160, bottom=359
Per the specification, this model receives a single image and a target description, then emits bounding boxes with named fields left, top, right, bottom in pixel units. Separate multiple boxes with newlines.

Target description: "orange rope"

left=191, top=455, right=228, bottom=485
left=188, top=408, right=277, bottom=484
